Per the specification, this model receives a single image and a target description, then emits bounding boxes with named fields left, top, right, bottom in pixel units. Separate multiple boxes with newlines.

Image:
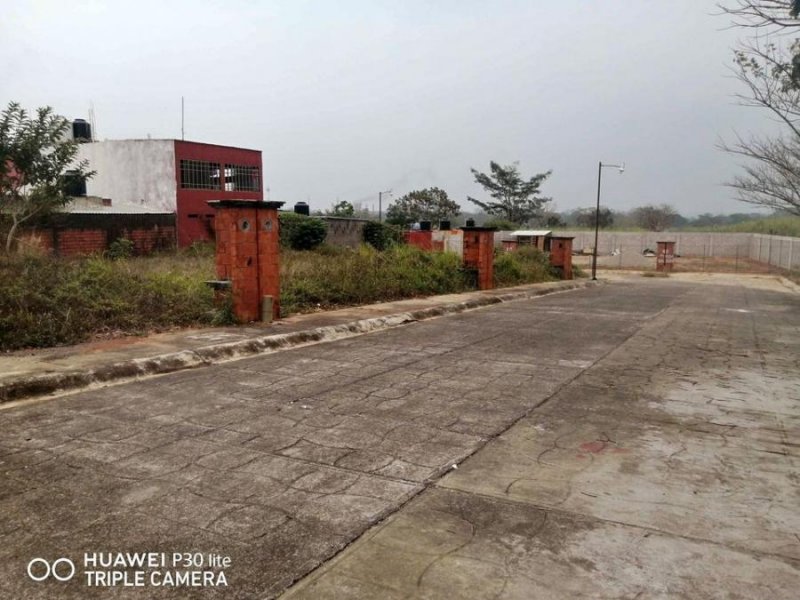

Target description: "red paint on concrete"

left=404, top=230, right=434, bottom=251
left=579, top=440, right=607, bottom=454
left=173, top=141, right=262, bottom=248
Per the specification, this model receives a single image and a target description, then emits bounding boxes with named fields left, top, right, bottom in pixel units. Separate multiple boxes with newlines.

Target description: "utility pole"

left=592, top=162, right=625, bottom=281
left=378, top=189, right=392, bottom=223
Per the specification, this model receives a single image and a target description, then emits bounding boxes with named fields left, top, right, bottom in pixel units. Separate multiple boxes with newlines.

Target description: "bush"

left=493, top=246, right=557, bottom=287
left=363, top=221, right=403, bottom=250
left=279, top=212, right=327, bottom=250
left=106, top=237, right=135, bottom=260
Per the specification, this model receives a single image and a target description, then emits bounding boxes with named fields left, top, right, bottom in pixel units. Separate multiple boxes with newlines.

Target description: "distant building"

left=76, top=138, right=262, bottom=246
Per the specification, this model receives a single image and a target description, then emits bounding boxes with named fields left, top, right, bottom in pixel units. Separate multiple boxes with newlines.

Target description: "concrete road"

left=1, top=278, right=798, bottom=599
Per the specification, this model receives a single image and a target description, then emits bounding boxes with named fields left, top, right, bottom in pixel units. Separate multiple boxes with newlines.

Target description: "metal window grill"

left=180, top=160, right=220, bottom=190
left=223, top=164, right=260, bottom=192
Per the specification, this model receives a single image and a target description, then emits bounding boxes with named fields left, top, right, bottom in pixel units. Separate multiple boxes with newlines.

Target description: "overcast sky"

left=1, top=0, right=784, bottom=216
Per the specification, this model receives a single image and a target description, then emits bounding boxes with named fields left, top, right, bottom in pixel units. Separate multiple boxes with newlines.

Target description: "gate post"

left=209, top=200, right=285, bottom=322
left=461, top=226, right=497, bottom=290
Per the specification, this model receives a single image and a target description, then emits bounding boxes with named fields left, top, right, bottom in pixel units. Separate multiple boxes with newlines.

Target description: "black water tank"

left=72, top=119, right=92, bottom=142
left=294, top=202, right=310, bottom=216
left=465, top=218, right=476, bottom=227
left=439, top=220, right=450, bottom=230
left=419, top=221, right=432, bottom=231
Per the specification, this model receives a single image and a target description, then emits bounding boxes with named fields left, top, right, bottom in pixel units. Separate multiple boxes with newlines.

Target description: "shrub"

left=493, top=246, right=557, bottom=287
left=363, top=221, right=403, bottom=250
left=279, top=212, right=327, bottom=250
left=106, top=237, right=135, bottom=260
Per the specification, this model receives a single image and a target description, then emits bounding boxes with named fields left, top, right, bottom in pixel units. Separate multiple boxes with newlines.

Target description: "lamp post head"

left=618, top=163, right=625, bottom=174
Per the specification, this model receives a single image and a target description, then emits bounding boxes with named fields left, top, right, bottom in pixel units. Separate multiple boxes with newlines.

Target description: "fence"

left=495, top=230, right=799, bottom=273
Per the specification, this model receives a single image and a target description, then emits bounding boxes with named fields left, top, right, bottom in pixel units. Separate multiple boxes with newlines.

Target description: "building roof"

left=65, top=197, right=173, bottom=215
left=82, top=138, right=261, bottom=153
left=510, top=230, right=552, bottom=237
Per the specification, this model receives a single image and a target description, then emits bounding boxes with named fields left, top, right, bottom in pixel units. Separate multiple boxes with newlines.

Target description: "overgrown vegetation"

left=281, top=245, right=470, bottom=314
left=494, top=247, right=558, bottom=287
left=0, top=243, right=558, bottom=350
left=0, top=252, right=216, bottom=350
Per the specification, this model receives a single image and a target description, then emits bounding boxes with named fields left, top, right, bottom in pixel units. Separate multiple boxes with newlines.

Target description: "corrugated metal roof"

left=510, top=230, right=552, bottom=237
left=65, top=199, right=173, bottom=215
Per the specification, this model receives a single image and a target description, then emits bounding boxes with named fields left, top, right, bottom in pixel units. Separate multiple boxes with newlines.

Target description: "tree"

left=575, top=207, right=614, bottom=229
left=385, top=187, right=460, bottom=227
left=467, top=161, right=552, bottom=225
left=717, top=1, right=800, bottom=215
left=0, top=102, right=93, bottom=252
left=631, top=204, right=678, bottom=231
left=278, top=212, right=327, bottom=250
left=327, top=200, right=354, bottom=217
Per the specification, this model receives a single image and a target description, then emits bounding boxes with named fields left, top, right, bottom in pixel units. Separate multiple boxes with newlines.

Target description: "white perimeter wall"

left=494, top=230, right=799, bottom=272
left=76, top=140, right=177, bottom=211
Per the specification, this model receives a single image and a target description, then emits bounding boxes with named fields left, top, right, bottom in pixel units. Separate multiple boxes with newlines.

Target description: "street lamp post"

left=592, top=161, right=625, bottom=280
left=378, top=190, right=392, bottom=223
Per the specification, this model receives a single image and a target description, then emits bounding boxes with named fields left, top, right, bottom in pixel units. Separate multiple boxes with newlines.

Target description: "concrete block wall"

left=750, top=234, right=799, bottom=271
left=319, top=217, right=368, bottom=248
left=549, top=231, right=753, bottom=259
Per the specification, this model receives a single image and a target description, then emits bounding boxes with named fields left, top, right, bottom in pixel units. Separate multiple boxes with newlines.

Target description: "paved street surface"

left=1, top=277, right=798, bottom=599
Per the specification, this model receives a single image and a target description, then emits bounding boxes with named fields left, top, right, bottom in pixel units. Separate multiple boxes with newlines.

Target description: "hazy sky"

left=1, top=0, right=784, bottom=215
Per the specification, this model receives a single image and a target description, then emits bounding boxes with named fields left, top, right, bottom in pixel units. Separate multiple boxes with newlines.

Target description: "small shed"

left=508, top=230, right=552, bottom=251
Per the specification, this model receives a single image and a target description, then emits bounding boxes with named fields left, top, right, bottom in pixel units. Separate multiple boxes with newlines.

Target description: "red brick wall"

left=19, top=221, right=176, bottom=257
left=57, top=229, right=108, bottom=256
left=125, top=226, right=176, bottom=255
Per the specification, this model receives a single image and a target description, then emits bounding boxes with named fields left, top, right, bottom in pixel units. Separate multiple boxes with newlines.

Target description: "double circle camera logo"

left=27, top=557, right=75, bottom=582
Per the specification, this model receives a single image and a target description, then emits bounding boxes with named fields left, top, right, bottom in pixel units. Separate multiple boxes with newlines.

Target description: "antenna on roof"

left=181, top=96, right=185, bottom=141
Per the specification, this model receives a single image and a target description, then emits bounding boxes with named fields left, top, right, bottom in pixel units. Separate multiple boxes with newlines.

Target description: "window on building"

left=223, top=164, right=261, bottom=192
left=180, top=160, right=220, bottom=189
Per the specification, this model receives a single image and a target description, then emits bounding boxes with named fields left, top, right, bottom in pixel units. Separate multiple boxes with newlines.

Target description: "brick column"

left=256, top=205, right=281, bottom=321
left=461, top=226, right=496, bottom=290
left=209, top=200, right=284, bottom=322
left=549, top=236, right=574, bottom=280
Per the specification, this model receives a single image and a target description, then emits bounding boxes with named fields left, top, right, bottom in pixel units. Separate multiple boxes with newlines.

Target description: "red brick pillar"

left=549, top=236, right=574, bottom=280
left=256, top=205, right=281, bottom=320
left=656, top=241, right=676, bottom=272
left=461, top=227, right=496, bottom=290
left=209, top=200, right=284, bottom=322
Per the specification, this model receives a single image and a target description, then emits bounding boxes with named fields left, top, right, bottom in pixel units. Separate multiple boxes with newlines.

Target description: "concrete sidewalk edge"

left=0, top=280, right=601, bottom=404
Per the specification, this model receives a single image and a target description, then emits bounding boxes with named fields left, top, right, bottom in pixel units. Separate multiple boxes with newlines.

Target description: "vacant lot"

left=0, top=245, right=557, bottom=350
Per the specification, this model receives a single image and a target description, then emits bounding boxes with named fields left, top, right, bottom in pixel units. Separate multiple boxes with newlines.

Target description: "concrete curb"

left=0, top=280, right=601, bottom=404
